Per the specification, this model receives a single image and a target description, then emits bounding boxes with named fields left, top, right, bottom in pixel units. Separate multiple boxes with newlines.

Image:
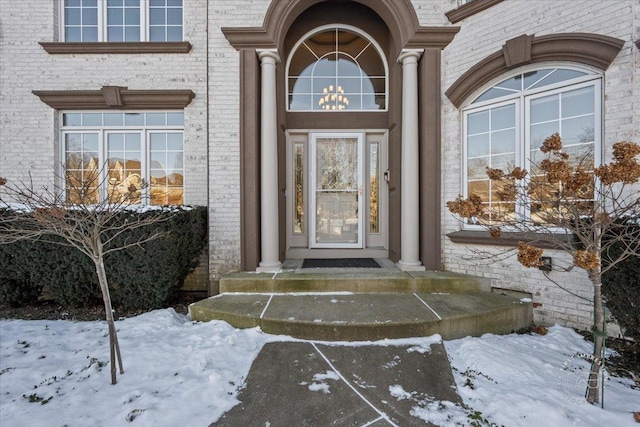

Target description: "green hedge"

left=602, top=221, right=640, bottom=340
left=0, top=239, right=45, bottom=306
left=0, top=206, right=207, bottom=310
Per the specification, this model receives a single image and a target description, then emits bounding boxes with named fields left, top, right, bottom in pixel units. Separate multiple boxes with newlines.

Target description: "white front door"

left=310, top=132, right=364, bottom=248
left=285, top=130, right=388, bottom=257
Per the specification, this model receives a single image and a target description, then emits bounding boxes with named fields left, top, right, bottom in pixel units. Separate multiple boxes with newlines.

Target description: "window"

left=462, top=67, right=601, bottom=226
left=62, top=111, right=184, bottom=205
left=63, top=0, right=183, bottom=42
left=286, top=25, right=388, bottom=111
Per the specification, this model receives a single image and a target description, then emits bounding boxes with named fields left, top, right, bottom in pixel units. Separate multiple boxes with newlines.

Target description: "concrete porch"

left=189, top=259, right=532, bottom=341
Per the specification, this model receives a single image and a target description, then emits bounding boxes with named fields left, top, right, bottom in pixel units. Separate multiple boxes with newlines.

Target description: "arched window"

left=286, top=25, right=388, bottom=111
left=462, top=66, right=602, bottom=225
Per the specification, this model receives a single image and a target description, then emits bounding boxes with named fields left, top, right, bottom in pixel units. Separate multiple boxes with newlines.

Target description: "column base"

left=396, top=260, right=426, bottom=272
left=256, top=261, right=282, bottom=273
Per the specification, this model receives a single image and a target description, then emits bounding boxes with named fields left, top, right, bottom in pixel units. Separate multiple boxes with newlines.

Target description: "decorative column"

left=397, top=49, right=425, bottom=271
left=256, top=49, right=282, bottom=272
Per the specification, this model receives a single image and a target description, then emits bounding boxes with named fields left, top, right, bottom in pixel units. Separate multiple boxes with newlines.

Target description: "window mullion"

left=98, top=0, right=106, bottom=42
left=519, top=95, right=530, bottom=224
left=141, top=0, right=149, bottom=42
left=143, top=130, right=149, bottom=204
left=99, top=130, right=107, bottom=203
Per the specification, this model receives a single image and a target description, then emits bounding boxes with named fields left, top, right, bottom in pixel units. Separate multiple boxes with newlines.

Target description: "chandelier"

left=318, top=84, right=349, bottom=110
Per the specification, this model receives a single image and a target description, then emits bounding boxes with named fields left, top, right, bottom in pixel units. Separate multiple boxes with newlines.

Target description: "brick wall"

left=438, top=0, right=639, bottom=331
left=2, top=0, right=638, bottom=328
left=0, top=1, right=209, bottom=202
left=0, top=0, right=213, bottom=284
left=206, top=1, right=270, bottom=279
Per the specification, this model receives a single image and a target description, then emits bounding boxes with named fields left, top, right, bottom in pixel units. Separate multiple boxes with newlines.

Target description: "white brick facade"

left=1, top=0, right=638, bottom=330
left=438, top=0, right=639, bottom=330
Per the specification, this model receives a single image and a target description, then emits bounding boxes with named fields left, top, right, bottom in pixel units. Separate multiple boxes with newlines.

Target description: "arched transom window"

left=463, top=66, right=602, bottom=226
left=287, top=25, right=388, bottom=111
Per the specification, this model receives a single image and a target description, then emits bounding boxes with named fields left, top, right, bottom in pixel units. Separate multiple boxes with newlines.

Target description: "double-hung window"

left=462, top=67, right=602, bottom=226
left=62, top=111, right=184, bottom=205
left=63, top=0, right=183, bottom=42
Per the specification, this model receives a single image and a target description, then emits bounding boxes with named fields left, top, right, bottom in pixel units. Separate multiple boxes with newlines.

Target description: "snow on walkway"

left=1, top=310, right=638, bottom=426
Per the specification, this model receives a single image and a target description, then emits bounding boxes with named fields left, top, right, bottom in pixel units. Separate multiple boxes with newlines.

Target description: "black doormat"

left=301, top=258, right=380, bottom=268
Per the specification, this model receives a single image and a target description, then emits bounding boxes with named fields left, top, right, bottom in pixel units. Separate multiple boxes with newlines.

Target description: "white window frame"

left=285, top=24, right=389, bottom=112
left=461, top=65, right=603, bottom=229
left=60, top=0, right=183, bottom=42
left=309, top=132, right=365, bottom=249
left=60, top=111, right=185, bottom=205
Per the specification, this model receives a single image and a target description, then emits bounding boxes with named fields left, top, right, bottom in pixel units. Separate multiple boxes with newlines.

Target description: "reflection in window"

left=287, top=26, right=387, bottom=111
left=106, top=0, right=141, bottom=42
left=314, top=137, right=360, bottom=244
left=369, top=142, right=379, bottom=233
left=463, top=67, right=600, bottom=226
left=466, top=104, right=516, bottom=223
left=65, top=133, right=99, bottom=203
left=293, top=144, right=304, bottom=234
left=62, top=0, right=183, bottom=42
left=107, top=133, right=142, bottom=203
left=61, top=111, right=184, bottom=205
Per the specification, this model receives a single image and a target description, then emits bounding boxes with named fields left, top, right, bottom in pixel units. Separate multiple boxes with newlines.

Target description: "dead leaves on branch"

left=540, top=133, right=563, bottom=153
left=446, top=194, right=484, bottom=218
left=517, top=242, right=544, bottom=268
left=612, top=141, right=640, bottom=161
left=595, top=141, right=640, bottom=185
left=573, top=250, right=600, bottom=270
left=447, top=135, right=640, bottom=271
left=448, top=136, right=640, bottom=224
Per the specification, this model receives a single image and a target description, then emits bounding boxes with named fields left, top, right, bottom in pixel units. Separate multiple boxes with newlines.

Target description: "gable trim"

left=222, top=0, right=458, bottom=51
left=445, top=33, right=625, bottom=108
left=445, top=0, right=506, bottom=24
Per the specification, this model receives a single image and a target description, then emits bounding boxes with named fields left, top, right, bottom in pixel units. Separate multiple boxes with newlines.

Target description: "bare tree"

left=447, top=134, right=640, bottom=405
left=0, top=166, right=174, bottom=384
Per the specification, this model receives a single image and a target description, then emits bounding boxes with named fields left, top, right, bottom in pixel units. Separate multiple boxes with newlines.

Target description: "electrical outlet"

left=539, top=256, right=552, bottom=271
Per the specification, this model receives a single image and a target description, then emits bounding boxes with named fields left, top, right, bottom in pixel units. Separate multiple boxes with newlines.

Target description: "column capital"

left=257, top=49, right=281, bottom=64
left=397, top=49, right=424, bottom=64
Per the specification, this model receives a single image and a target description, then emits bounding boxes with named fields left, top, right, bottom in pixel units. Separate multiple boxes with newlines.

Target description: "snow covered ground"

left=1, top=309, right=638, bottom=426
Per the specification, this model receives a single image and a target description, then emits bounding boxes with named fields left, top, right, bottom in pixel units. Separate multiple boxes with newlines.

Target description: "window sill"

left=39, top=41, right=192, bottom=55
left=445, top=0, right=505, bottom=24
left=447, top=230, right=575, bottom=249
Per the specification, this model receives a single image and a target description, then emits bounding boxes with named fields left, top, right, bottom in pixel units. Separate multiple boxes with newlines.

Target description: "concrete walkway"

left=211, top=340, right=460, bottom=426
left=195, top=261, right=530, bottom=425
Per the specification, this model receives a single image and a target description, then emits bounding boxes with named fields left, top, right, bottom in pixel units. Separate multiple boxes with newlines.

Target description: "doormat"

left=301, top=258, right=380, bottom=268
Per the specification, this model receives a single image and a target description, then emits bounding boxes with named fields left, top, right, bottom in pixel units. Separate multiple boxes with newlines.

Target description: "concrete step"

left=189, top=292, right=532, bottom=341
left=219, top=269, right=492, bottom=294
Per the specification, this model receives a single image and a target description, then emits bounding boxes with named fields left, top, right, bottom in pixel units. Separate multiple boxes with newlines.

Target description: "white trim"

left=460, top=67, right=603, bottom=230
left=60, top=0, right=183, bottom=42
left=285, top=24, right=389, bottom=112
left=461, top=63, right=601, bottom=109
left=59, top=111, right=185, bottom=205
left=310, top=132, right=365, bottom=249
left=285, top=129, right=389, bottom=255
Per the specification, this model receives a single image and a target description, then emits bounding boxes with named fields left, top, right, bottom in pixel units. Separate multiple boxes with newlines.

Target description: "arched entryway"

left=222, top=0, right=458, bottom=271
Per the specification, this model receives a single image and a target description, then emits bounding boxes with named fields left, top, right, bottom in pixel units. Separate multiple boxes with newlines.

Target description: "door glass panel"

left=294, top=143, right=304, bottom=234
left=369, top=142, right=379, bottom=233
left=314, top=136, right=360, bottom=245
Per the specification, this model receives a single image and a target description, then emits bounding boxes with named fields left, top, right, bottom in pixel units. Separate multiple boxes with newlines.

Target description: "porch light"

left=318, top=84, right=349, bottom=110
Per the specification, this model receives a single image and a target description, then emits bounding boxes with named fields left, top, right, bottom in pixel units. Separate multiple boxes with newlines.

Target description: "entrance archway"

left=222, top=0, right=458, bottom=271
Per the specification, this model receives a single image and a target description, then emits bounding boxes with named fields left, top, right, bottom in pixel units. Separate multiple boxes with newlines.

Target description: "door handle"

left=384, top=170, right=390, bottom=183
